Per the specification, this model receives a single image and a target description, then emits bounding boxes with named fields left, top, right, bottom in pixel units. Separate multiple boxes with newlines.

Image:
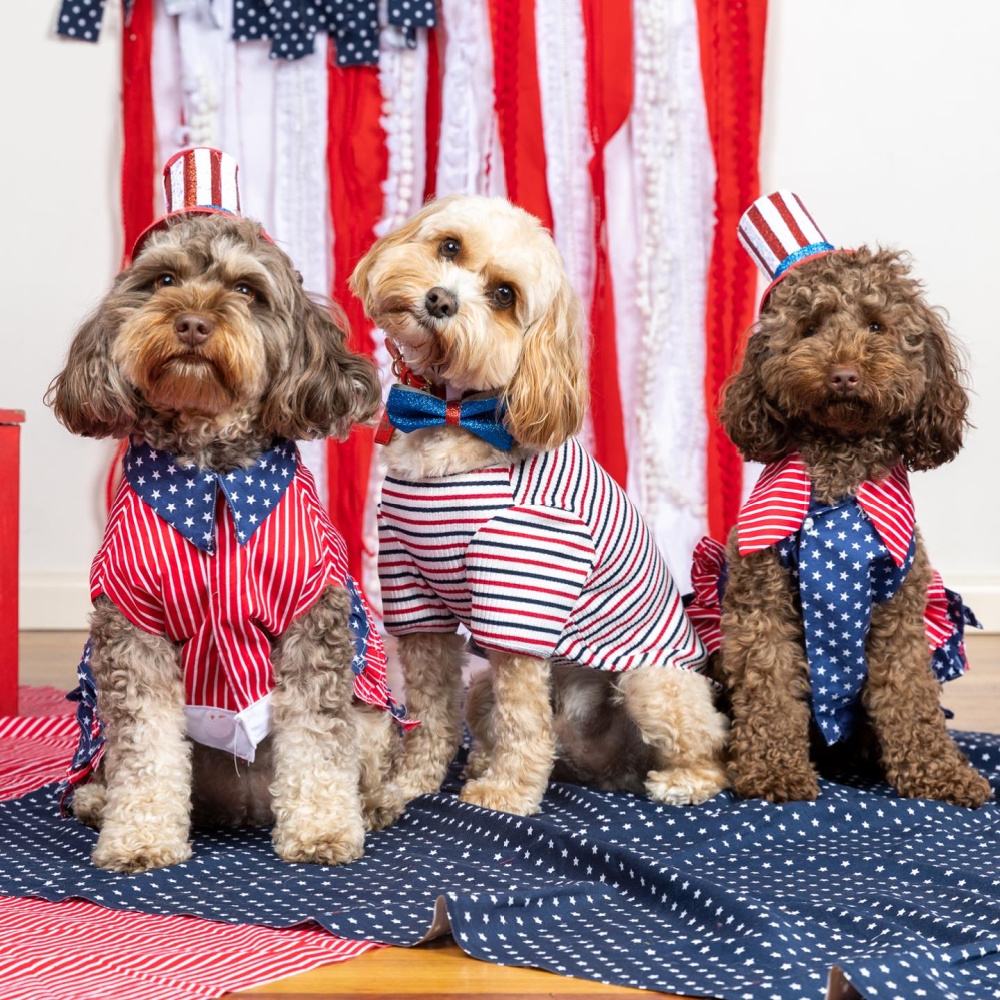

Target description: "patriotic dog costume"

left=63, top=149, right=406, bottom=805
left=685, top=455, right=978, bottom=744
left=378, top=433, right=706, bottom=673
left=697, top=190, right=990, bottom=807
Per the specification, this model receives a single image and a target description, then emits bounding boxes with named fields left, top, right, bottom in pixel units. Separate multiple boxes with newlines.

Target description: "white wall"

left=760, top=0, right=1000, bottom=623
left=3, top=0, right=998, bottom=628
left=2, top=4, right=124, bottom=629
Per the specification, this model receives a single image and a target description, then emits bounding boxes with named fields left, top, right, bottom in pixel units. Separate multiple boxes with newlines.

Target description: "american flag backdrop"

left=55, top=0, right=768, bottom=607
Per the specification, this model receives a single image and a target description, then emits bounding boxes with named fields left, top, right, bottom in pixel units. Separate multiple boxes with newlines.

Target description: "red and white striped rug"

left=0, top=687, right=376, bottom=1000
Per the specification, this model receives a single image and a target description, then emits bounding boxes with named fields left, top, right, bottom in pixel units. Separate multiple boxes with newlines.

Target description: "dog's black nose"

left=174, top=313, right=215, bottom=347
left=830, top=367, right=860, bottom=393
left=425, top=286, right=458, bottom=319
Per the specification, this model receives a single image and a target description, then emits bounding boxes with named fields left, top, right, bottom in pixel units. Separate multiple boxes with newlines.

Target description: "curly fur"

left=356, top=197, right=728, bottom=815
left=49, top=212, right=397, bottom=871
left=718, top=247, right=991, bottom=807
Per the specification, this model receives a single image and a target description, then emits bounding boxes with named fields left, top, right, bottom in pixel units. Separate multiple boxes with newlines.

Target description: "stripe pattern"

left=378, top=439, right=706, bottom=672
left=737, top=190, right=832, bottom=283
left=737, top=453, right=916, bottom=568
left=91, top=452, right=401, bottom=759
left=164, top=146, right=240, bottom=215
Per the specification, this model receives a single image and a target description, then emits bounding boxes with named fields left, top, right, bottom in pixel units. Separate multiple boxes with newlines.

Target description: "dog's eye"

left=803, top=325, right=818, bottom=338
left=154, top=274, right=177, bottom=289
left=868, top=321, right=882, bottom=333
left=234, top=282, right=255, bottom=300
left=439, top=238, right=461, bottom=259
left=492, top=285, right=515, bottom=309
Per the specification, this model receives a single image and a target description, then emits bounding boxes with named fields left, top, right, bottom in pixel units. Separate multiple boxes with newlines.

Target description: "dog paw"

left=92, top=835, right=191, bottom=874
left=893, top=766, right=993, bottom=809
left=459, top=777, right=543, bottom=816
left=646, top=763, right=728, bottom=806
left=730, top=761, right=820, bottom=803
left=72, top=783, right=107, bottom=830
left=396, top=772, right=446, bottom=803
left=273, top=822, right=365, bottom=866
left=461, top=747, right=491, bottom=782
left=362, top=783, right=406, bottom=833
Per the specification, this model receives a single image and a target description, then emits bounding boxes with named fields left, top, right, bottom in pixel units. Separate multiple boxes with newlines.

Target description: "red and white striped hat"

left=738, top=191, right=838, bottom=307
left=130, top=147, right=244, bottom=261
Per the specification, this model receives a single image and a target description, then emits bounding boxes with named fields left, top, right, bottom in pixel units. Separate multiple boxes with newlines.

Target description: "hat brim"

left=758, top=249, right=839, bottom=312
left=129, top=207, right=238, bottom=263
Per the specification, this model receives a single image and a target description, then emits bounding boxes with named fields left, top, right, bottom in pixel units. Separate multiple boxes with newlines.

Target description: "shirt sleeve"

left=377, top=512, right=460, bottom=636
left=464, top=505, right=596, bottom=659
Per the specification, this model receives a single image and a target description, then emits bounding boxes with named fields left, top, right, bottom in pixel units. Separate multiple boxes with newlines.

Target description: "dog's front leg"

left=394, top=632, right=467, bottom=801
left=864, top=544, right=992, bottom=808
left=271, top=587, right=366, bottom=865
left=89, top=598, right=192, bottom=873
left=460, top=652, right=554, bottom=815
left=721, top=541, right=819, bottom=802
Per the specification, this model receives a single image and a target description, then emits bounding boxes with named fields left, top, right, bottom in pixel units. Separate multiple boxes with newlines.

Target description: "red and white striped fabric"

left=163, top=147, right=241, bottom=216
left=0, top=896, right=376, bottom=1000
left=683, top=536, right=727, bottom=656
left=378, top=438, right=706, bottom=672
left=93, top=462, right=397, bottom=760
left=0, top=691, right=77, bottom=804
left=737, top=189, right=835, bottom=289
left=737, top=453, right=916, bottom=568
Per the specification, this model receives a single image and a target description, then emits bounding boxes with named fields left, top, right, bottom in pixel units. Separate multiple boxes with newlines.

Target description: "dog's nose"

left=174, top=313, right=215, bottom=347
left=425, top=286, right=458, bottom=319
left=830, top=367, right=860, bottom=393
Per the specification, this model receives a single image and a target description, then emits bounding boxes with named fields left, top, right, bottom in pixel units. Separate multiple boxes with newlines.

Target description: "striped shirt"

left=91, top=440, right=403, bottom=761
left=378, top=438, right=706, bottom=673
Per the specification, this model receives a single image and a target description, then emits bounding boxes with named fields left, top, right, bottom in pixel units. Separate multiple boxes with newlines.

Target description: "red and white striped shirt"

left=378, top=439, right=706, bottom=673
left=92, top=440, right=401, bottom=760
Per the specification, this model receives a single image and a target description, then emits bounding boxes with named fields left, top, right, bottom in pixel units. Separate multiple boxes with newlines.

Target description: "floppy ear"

left=261, top=289, right=382, bottom=441
left=898, top=306, right=968, bottom=471
left=718, top=330, right=791, bottom=463
left=45, top=302, right=139, bottom=438
left=350, top=201, right=441, bottom=318
left=503, top=276, right=588, bottom=451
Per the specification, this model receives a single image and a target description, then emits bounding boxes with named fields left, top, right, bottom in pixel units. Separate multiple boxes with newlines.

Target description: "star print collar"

left=737, top=452, right=916, bottom=567
left=123, top=438, right=299, bottom=553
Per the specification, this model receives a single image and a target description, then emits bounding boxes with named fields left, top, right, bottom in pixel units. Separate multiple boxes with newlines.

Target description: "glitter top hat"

left=738, top=190, right=837, bottom=308
left=130, top=147, right=243, bottom=261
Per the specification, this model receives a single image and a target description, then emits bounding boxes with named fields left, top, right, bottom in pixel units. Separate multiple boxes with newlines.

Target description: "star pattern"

left=4, top=737, right=999, bottom=1000
left=232, top=0, right=436, bottom=64
left=124, top=439, right=297, bottom=554
left=777, top=498, right=915, bottom=745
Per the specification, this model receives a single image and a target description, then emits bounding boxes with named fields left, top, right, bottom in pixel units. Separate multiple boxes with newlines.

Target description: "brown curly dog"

left=717, top=246, right=992, bottom=808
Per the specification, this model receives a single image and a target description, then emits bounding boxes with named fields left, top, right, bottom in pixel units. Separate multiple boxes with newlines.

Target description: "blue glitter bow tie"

left=123, top=439, right=299, bottom=554
left=778, top=497, right=915, bottom=745
left=384, top=385, right=514, bottom=451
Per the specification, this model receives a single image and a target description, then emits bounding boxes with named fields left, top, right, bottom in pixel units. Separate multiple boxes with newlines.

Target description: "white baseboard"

left=18, top=571, right=1000, bottom=633
left=19, top=573, right=92, bottom=631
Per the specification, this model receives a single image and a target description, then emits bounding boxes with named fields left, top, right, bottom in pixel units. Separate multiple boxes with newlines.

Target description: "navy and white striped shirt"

left=378, top=439, right=706, bottom=673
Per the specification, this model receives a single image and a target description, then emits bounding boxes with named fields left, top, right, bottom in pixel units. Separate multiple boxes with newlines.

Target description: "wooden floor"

left=17, top=631, right=1000, bottom=1000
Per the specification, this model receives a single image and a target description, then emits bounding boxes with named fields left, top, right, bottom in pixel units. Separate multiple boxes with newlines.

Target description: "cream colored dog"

left=352, top=196, right=728, bottom=816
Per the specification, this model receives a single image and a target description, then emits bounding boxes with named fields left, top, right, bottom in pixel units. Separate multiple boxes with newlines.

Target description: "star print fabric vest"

left=778, top=496, right=915, bottom=744
left=88, top=439, right=407, bottom=762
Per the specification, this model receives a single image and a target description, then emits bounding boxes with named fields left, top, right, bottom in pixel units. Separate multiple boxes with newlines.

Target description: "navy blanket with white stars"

left=1, top=734, right=998, bottom=1000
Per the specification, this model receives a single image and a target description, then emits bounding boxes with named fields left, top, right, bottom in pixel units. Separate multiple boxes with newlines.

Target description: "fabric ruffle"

left=683, top=537, right=980, bottom=679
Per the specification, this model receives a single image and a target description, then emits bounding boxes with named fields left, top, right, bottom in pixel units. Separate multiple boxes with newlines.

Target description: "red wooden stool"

left=0, top=410, right=25, bottom=716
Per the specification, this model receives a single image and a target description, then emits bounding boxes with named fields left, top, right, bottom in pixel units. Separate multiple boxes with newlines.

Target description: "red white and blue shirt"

left=89, top=438, right=410, bottom=763
left=377, top=438, right=707, bottom=673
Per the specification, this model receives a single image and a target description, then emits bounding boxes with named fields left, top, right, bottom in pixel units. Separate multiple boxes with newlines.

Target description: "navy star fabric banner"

left=123, top=438, right=297, bottom=553
left=232, top=0, right=436, bottom=64
left=1, top=735, right=998, bottom=1000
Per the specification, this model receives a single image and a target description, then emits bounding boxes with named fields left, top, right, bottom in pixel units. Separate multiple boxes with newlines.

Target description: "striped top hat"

left=130, top=147, right=243, bottom=261
left=738, top=191, right=837, bottom=308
